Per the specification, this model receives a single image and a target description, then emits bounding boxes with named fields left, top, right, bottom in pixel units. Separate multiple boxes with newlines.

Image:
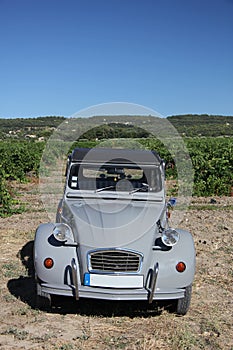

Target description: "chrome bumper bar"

left=147, top=262, right=159, bottom=304
left=71, top=258, right=79, bottom=300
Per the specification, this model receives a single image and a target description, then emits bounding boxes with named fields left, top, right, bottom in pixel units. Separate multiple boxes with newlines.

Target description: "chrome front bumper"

left=39, top=282, right=185, bottom=301
left=38, top=261, right=185, bottom=301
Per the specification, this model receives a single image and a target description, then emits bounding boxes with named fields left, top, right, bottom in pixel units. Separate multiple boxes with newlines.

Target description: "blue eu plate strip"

left=84, top=273, right=90, bottom=286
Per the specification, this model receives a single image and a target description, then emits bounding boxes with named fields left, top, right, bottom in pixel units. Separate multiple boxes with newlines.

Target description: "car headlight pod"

left=161, top=228, right=180, bottom=247
left=53, top=223, right=73, bottom=242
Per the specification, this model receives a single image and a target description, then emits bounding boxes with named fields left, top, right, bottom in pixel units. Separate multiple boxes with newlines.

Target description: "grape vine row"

left=0, top=137, right=232, bottom=217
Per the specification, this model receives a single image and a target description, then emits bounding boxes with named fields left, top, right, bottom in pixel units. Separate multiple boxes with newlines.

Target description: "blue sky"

left=0, top=0, right=233, bottom=118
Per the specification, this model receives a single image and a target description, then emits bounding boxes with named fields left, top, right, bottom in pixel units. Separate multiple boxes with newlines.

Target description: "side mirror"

left=167, top=198, right=177, bottom=220
left=167, top=197, right=177, bottom=208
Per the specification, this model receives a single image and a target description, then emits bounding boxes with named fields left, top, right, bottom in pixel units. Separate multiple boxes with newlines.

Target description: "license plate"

left=84, top=273, right=143, bottom=288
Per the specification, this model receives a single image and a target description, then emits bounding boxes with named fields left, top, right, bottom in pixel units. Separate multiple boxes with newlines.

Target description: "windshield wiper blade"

left=129, top=183, right=149, bottom=194
left=95, top=185, right=116, bottom=193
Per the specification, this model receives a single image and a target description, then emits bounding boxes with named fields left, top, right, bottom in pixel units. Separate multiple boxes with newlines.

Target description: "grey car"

left=34, top=147, right=195, bottom=314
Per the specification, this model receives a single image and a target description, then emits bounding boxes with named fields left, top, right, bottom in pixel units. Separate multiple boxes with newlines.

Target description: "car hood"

left=66, top=197, right=165, bottom=248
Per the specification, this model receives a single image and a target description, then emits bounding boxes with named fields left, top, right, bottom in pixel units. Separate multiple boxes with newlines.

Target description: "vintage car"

left=34, top=147, right=195, bottom=314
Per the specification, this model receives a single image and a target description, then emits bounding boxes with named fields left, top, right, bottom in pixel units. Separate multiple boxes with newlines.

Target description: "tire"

left=35, top=284, right=51, bottom=311
left=175, top=284, right=192, bottom=315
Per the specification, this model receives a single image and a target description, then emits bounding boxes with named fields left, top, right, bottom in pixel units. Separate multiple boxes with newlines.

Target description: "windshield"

left=68, top=163, right=162, bottom=193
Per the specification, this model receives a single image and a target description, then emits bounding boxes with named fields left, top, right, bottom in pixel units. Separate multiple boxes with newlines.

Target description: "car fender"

left=34, top=223, right=80, bottom=286
left=154, top=228, right=196, bottom=289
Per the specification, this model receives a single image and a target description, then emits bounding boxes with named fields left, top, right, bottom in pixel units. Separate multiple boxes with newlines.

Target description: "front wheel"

left=35, top=283, right=51, bottom=311
left=175, top=284, right=192, bottom=315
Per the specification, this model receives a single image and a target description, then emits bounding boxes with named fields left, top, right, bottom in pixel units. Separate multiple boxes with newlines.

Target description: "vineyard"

left=0, top=137, right=233, bottom=217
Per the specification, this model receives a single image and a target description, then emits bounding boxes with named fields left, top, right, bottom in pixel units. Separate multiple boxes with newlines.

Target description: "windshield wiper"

left=95, top=185, right=116, bottom=193
left=129, top=183, right=149, bottom=194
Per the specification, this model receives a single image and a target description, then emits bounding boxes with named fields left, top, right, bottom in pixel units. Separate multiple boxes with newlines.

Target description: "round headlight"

left=161, top=228, right=180, bottom=247
left=53, top=223, right=72, bottom=242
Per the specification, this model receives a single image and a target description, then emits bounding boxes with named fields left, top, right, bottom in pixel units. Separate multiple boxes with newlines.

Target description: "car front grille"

left=88, top=249, right=142, bottom=273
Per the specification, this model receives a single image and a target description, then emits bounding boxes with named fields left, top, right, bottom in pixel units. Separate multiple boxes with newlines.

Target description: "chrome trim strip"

left=66, top=193, right=163, bottom=202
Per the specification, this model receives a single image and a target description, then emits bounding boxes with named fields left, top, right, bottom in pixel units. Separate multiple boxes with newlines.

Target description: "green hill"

left=167, top=114, right=233, bottom=137
left=0, top=114, right=232, bottom=139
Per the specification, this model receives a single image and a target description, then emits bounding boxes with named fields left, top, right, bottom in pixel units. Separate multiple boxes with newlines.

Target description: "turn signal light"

left=44, top=258, right=54, bottom=269
left=176, top=261, right=186, bottom=273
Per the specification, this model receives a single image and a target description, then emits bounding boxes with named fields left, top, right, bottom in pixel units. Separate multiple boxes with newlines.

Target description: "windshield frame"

left=67, top=162, right=163, bottom=194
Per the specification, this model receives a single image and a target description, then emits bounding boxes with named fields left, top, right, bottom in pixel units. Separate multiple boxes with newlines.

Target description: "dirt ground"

left=0, top=181, right=232, bottom=350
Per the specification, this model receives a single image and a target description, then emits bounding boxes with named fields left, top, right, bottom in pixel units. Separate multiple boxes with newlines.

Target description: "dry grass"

left=0, top=181, right=232, bottom=350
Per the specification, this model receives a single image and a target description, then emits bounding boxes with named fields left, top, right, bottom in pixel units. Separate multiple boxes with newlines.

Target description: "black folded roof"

left=70, top=148, right=161, bottom=165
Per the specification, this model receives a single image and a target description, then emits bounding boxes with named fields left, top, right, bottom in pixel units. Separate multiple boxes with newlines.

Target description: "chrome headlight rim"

left=161, top=227, right=180, bottom=247
left=52, top=223, right=73, bottom=242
